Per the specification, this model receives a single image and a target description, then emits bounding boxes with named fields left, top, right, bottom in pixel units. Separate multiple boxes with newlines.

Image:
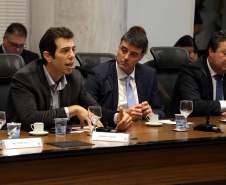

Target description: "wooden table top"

left=1, top=116, right=226, bottom=161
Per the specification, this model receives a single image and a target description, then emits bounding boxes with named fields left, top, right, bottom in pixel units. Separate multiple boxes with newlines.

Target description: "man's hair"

left=5, top=23, right=27, bottom=38
left=128, top=26, right=146, bottom=36
left=39, top=27, right=74, bottom=65
left=207, top=30, right=226, bottom=54
left=121, top=30, right=148, bottom=54
left=174, top=35, right=195, bottom=48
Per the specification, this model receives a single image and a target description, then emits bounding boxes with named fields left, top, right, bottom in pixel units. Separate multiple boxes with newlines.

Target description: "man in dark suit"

left=169, top=30, right=226, bottom=118
left=85, top=30, right=165, bottom=121
left=0, top=23, right=39, bottom=65
left=7, top=27, right=132, bottom=131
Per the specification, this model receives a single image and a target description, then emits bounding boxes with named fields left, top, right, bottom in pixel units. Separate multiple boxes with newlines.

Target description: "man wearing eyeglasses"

left=0, top=23, right=39, bottom=65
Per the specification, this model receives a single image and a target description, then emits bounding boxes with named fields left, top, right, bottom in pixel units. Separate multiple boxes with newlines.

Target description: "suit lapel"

left=135, top=65, right=144, bottom=103
left=201, top=57, right=214, bottom=99
left=60, top=77, right=70, bottom=107
left=109, top=62, right=118, bottom=110
left=37, top=62, right=52, bottom=109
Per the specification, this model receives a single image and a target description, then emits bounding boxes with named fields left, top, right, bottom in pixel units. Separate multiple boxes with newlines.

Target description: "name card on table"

left=92, top=132, right=130, bottom=143
left=2, top=138, right=42, bottom=150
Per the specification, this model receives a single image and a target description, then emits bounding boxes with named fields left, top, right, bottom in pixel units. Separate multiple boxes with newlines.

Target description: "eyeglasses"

left=6, top=36, right=26, bottom=49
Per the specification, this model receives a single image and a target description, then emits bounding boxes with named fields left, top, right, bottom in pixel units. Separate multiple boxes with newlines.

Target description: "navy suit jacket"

left=85, top=60, right=165, bottom=119
left=169, top=56, right=226, bottom=117
left=0, top=44, right=39, bottom=65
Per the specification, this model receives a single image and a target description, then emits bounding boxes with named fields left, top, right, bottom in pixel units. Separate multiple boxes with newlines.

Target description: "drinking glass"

left=179, top=100, right=193, bottom=128
left=88, top=106, right=102, bottom=133
left=0, top=111, right=6, bottom=129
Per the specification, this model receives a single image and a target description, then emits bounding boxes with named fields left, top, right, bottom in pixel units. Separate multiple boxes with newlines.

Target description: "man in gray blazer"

left=6, top=27, right=132, bottom=131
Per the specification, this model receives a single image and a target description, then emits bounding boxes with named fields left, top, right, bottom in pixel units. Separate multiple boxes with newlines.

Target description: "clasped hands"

left=124, top=101, right=153, bottom=121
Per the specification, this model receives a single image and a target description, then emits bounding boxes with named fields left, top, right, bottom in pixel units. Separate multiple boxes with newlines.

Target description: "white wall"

left=28, top=0, right=195, bottom=62
left=127, top=0, right=195, bottom=60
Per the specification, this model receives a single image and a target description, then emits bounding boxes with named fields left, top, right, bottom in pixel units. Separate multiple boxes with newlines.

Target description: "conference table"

left=1, top=116, right=226, bottom=185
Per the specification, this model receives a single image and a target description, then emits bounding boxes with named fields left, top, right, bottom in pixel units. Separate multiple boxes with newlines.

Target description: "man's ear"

left=3, top=34, right=7, bottom=42
left=43, top=51, right=52, bottom=63
left=208, top=47, right=213, bottom=57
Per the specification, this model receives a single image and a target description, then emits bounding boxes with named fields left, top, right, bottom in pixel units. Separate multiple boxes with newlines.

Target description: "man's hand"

left=116, top=107, right=133, bottom=131
left=124, top=104, right=142, bottom=121
left=222, top=112, right=226, bottom=117
left=68, top=105, right=103, bottom=131
left=141, top=101, right=153, bottom=118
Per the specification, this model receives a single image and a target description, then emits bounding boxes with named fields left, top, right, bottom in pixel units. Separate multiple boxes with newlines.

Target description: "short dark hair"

left=5, top=23, right=27, bottom=38
left=174, top=35, right=195, bottom=47
left=207, top=30, right=226, bottom=54
left=39, top=27, right=74, bottom=65
left=128, top=26, right=146, bottom=36
left=121, top=30, right=148, bottom=54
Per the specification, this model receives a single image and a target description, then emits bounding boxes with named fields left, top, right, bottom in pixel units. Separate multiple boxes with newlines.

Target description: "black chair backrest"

left=0, top=53, right=25, bottom=111
left=75, top=52, right=116, bottom=70
left=150, top=47, right=190, bottom=117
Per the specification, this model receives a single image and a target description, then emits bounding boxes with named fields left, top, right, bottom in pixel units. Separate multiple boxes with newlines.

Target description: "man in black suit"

left=170, top=30, right=226, bottom=118
left=6, top=27, right=132, bottom=131
left=0, top=23, right=39, bottom=65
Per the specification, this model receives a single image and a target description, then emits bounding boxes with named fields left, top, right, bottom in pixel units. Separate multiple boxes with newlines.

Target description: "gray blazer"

left=6, top=59, right=115, bottom=131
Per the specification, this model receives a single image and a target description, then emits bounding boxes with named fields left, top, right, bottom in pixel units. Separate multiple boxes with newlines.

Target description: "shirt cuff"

left=220, top=100, right=226, bottom=112
left=114, top=113, right=118, bottom=125
left=64, top=107, right=70, bottom=120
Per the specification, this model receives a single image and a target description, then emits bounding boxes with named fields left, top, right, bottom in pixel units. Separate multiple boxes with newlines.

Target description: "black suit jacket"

left=0, top=45, right=39, bottom=65
left=6, top=59, right=116, bottom=131
left=85, top=60, right=165, bottom=118
left=169, top=56, right=226, bottom=117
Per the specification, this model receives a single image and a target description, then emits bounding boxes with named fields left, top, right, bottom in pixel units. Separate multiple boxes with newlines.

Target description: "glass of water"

left=0, top=111, right=6, bottom=129
left=88, top=106, right=102, bottom=133
left=179, top=100, right=193, bottom=128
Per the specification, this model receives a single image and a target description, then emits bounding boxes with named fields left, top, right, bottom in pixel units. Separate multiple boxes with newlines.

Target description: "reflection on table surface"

left=1, top=116, right=226, bottom=157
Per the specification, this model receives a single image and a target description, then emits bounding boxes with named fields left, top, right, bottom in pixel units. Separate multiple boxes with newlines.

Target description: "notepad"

left=45, top=140, right=94, bottom=147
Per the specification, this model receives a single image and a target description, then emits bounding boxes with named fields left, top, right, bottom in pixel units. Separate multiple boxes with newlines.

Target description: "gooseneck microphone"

left=182, top=64, right=222, bottom=133
left=75, top=66, right=109, bottom=128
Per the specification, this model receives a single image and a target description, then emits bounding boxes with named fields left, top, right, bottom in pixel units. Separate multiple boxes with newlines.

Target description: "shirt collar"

left=43, top=65, right=67, bottom=91
left=2, top=44, right=6, bottom=53
left=116, top=62, right=135, bottom=80
left=207, top=58, right=218, bottom=77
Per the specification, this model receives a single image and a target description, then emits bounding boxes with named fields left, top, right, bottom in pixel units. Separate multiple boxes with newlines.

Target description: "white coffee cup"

left=31, top=122, right=44, bottom=133
left=146, top=114, right=159, bottom=124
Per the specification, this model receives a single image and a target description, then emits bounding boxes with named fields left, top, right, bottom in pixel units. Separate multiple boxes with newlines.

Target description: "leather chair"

left=150, top=47, right=190, bottom=117
left=0, top=53, right=25, bottom=111
left=75, top=52, right=116, bottom=69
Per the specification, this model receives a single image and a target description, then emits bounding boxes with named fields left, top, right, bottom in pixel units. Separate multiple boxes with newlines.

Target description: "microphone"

left=75, top=66, right=113, bottom=130
left=182, top=64, right=222, bottom=133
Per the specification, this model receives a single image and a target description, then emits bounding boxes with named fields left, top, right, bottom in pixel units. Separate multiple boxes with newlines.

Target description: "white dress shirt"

left=116, top=62, right=139, bottom=110
left=207, top=59, right=226, bottom=112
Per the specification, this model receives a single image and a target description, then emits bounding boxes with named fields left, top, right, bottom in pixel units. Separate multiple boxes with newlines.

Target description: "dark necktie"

left=215, top=74, right=223, bottom=100
left=125, top=76, right=137, bottom=107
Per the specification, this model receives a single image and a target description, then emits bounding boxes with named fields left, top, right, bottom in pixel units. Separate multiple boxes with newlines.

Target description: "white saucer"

left=145, top=122, right=163, bottom=127
left=172, top=129, right=188, bottom=132
left=29, top=131, right=49, bottom=135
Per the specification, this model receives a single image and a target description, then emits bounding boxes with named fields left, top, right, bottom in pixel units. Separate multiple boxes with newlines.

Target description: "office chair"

left=75, top=52, right=116, bottom=69
left=150, top=47, right=190, bottom=117
left=0, top=53, right=25, bottom=111
left=75, top=52, right=116, bottom=78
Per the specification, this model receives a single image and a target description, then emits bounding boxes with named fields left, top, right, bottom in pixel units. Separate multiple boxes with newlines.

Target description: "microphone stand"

left=193, top=68, right=222, bottom=133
